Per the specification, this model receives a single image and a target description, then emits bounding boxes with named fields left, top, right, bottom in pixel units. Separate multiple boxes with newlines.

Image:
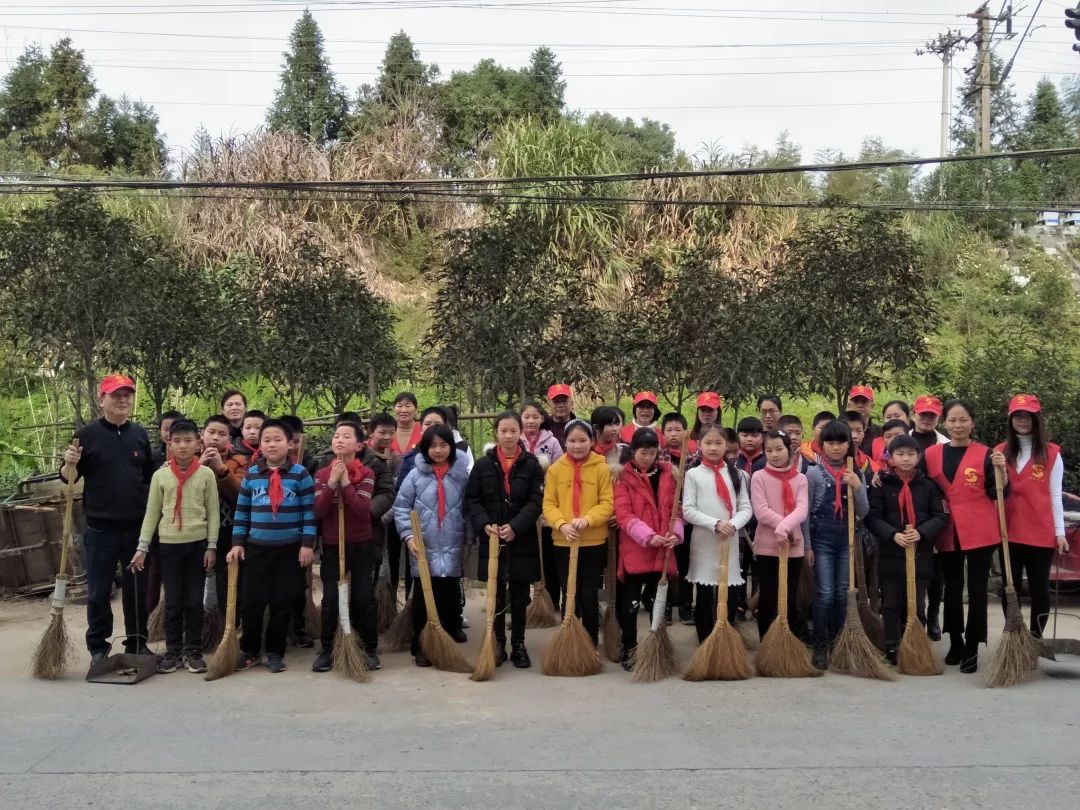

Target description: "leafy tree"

left=86, top=95, right=165, bottom=174
left=818, top=136, right=915, bottom=203
left=36, top=38, right=98, bottom=166
left=585, top=113, right=676, bottom=172
left=950, top=51, right=1022, bottom=153
left=0, top=45, right=48, bottom=158
left=266, top=11, right=348, bottom=145
left=1012, top=79, right=1079, bottom=204
left=374, top=32, right=439, bottom=106
left=521, top=47, right=566, bottom=123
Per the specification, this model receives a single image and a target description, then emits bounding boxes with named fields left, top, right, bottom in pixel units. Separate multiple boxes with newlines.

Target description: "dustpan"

left=85, top=635, right=159, bottom=684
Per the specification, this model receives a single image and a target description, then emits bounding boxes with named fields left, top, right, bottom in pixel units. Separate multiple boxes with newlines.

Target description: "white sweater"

left=1015, top=436, right=1065, bottom=536
left=682, top=464, right=753, bottom=586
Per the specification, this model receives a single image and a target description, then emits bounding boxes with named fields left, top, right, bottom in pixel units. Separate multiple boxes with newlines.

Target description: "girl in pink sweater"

left=750, top=430, right=809, bottom=640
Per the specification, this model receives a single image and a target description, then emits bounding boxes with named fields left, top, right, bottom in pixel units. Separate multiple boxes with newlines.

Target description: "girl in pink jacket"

left=750, top=430, right=809, bottom=640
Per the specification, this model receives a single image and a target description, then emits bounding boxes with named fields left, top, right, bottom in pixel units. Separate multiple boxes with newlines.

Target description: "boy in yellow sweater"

left=132, top=419, right=219, bottom=673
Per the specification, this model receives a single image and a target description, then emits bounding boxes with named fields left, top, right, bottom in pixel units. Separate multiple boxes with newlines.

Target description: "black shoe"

left=679, top=605, right=694, bottom=625
left=495, top=644, right=507, bottom=668
left=664, top=607, right=673, bottom=626
left=364, top=649, right=382, bottom=671
left=510, top=643, right=531, bottom=669
left=621, top=649, right=634, bottom=672
left=157, top=650, right=180, bottom=674
left=451, top=628, right=468, bottom=644
left=294, top=631, right=315, bottom=649
left=960, top=654, right=978, bottom=674
left=812, top=643, right=829, bottom=671
left=926, top=615, right=942, bottom=642
left=266, top=653, right=286, bottom=673
left=183, top=651, right=207, bottom=674
left=885, top=648, right=898, bottom=667
left=414, top=650, right=431, bottom=667
left=88, top=651, right=108, bottom=673
left=945, top=637, right=966, bottom=666
left=236, top=651, right=261, bottom=670
left=312, top=650, right=333, bottom=672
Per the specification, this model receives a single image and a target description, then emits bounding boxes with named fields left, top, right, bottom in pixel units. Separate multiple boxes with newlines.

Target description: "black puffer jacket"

left=465, top=446, right=544, bottom=583
left=865, top=469, right=947, bottom=579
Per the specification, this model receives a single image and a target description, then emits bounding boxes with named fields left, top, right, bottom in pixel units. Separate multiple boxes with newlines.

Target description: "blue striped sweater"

left=232, top=461, right=317, bottom=548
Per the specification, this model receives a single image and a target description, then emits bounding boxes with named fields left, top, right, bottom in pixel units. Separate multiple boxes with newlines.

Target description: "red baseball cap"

left=1008, top=393, right=1041, bottom=415
left=848, top=385, right=874, bottom=402
left=547, top=383, right=572, bottom=401
left=633, top=391, right=658, bottom=408
left=696, top=391, right=721, bottom=410
left=99, top=374, right=136, bottom=396
left=913, top=395, right=942, bottom=417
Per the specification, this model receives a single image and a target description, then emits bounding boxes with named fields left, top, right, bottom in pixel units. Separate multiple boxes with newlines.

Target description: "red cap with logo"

left=848, top=385, right=874, bottom=402
left=913, top=395, right=942, bottom=417
left=632, top=391, right=658, bottom=408
left=1008, top=393, right=1041, bottom=415
left=547, top=383, right=572, bottom=401
left=696, top=391, right=721, bottom=410
left=99, top=374, right=136, bottom=396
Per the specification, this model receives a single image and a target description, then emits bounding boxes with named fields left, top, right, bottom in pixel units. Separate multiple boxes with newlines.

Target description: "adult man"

left=847, top=385, right=880, bottom=456
left=62, top=374, right=156, bottom=671
left=546, top=383, right=577, bottom=450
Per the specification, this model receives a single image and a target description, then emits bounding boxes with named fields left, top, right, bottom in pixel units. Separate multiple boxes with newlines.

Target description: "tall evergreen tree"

left=266, top=11, right=348, bottom=145
left=375, top=32, right=438, bottom=104
left=522, top=47, right=565, bottom=123
left=37, top=38, right=97, bottom=165
left=0, top=45, right=48, bottom=156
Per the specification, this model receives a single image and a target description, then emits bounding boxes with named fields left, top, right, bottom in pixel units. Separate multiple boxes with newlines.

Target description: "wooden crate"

left=0, top=498, right=84, bottom=594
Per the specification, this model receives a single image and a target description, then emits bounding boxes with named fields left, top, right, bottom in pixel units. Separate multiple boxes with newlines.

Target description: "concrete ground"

left=1, top=589, right=1078, bottom=809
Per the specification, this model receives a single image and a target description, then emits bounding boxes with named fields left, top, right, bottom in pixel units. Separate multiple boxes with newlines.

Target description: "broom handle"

left=716, top=533, right=729, bottom=628
left=564, top=541, right=580, bottom=623
left=904, top=526, right=916, bottom=620
left=224, top=558, right=239, bottom=632
left=846, top=457, right=856, bottom=588
left=993, top=466, right=1015, bottom=588
left=660, top=434, right=690, bottom=587
left=57, top=438, right=80, bottom=580
left=296, top=433, right=306, bottom=467
left=485, top=528, right=500, bottom=630
left=338, top=490, right=347, bottom=579
left=410, top=510, right=442, bottom=627
left=535, top=518, right=546, bottom=588
left=606, top=526, right=617, bottom=600
left=777, top=542, right=789, bottom=625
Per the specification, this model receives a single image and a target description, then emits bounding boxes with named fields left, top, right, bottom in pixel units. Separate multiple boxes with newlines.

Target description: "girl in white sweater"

left=682, top=423, right=754, bottom=641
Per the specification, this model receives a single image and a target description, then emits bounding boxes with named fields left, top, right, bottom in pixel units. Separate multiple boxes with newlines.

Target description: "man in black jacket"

left=61, top=374, right=156, bottom=669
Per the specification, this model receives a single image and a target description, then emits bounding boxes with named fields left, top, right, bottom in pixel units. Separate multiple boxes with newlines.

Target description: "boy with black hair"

left=735, top=417, right=766, bottom=476
left=201, top=414, right=251, bottom=614
left=778, top=414, right=813, bottom=474
left=227, top=419, right=317, bottom=673
left=658, top=412, right=694, bottom=624
left=132, top=419, right=219, bottom=674
left=845, top=409, right=881, bottom=614
left=801, top=411, right=835, bottom=466
left=659, top=412, right=688, bottom=466
left=278, top=414, right=317, bottom=648
left=240, top=410, right=266, bottom=459
left=153, top=410, right=187, bottom=469
left=147, top=408, right=187, bottom=618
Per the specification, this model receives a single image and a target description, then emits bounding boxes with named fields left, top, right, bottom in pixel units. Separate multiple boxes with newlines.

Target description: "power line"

left=139, top=98, right=942, bottom=111
left=999, top=0, right=1046, bottom=86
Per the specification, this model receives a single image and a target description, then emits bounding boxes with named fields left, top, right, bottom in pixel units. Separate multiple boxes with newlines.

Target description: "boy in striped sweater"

left=226, top=418, right=316, bottom=673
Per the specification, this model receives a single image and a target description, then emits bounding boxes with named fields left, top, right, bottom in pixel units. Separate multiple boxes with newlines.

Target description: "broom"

left=525, top=518, right=559, bottom=628
left=853, top=523, right=885, bottom=651
left=295, top=433, right=321, bottom=641
left=332, top=488, right=370, bottom=682
left=31, top=439, right=80, bottom=680
left=897, top=533, right=942, bottom=676
left=201, top=571, right=224, bottom=651
left=470, top=528, right=502, bottom=682
left=205, top=558, right=240, bottom=681
left=756, top=543, right=821, bottom=678
left=375, top=551, right=398, bottom=632
left=684, top=533, right=751, bottom=681
left=632, top=438, right=688, bottom=683
left=384, top=591, right=414, bottom=652
left=146, top=586, right=165, bottom=643
left=602, top=526, right=622, bottom=664
left=830, top=458, right=896, bottom=681
left=542, top=540, right=602, bottom=677
left=409, top=510, right=471, bottom=673
left=985, top=467, right=1040, bottom=688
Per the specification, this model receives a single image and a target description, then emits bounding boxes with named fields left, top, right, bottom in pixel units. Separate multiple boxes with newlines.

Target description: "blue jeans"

left=812, top=533, right=849, bottom=645
left=84, top=525, right=149, bottom=654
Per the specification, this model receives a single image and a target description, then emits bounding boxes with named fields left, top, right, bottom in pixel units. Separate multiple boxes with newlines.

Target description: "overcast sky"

left=1, top=0, right=1077, bottom=167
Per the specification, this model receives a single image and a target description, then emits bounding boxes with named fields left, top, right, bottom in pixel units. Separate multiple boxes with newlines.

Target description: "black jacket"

left=63, top=418, right=154, bottom=529
left=865, top=469, right=947, bottom=579
left=465, top=446, right=545, bottom=583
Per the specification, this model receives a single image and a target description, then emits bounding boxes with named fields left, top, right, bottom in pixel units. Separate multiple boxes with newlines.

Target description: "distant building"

left=1037, top=211, right=1061, bottom=226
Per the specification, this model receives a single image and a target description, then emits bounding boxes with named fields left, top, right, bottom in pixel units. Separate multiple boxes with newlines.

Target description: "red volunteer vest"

left=924, top=442, right=999, bottom=552
left=391, top=423, right=422, bottom=454
left=995, top=442, right=1059, bottom=549
left=619, top=422, right=662, bottom=445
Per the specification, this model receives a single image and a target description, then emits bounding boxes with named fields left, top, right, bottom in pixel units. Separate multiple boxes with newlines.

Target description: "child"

left=312, top=421, right=379, bottom=673
left=872, top=419, right=910, bottom=471
left=152, top=410, right=186, bottom=469
left=465, top=411, right=545, bottom=668
left=866, top=434, right=947, bottom=665
left=132, top=419, right=219, bottom=674
left=844, top=410, right=875, bottom=475
left=736, top=417, right=766, bottom=476
left=226, top=419, right=316, bottom=673
left=280, top=414, right=316, bottom=649
left=520, top=399, right=564, bottom=468
left=146, top=408, right=186, bottom=618
left=750, top=430, right=809, bottom=639
left=805, top=419, right=869, bottom=670
left=542, top=419, right=615, bottom=647
left=801, top=410, right=834, bottom=466
left=682, top=423, right=753, bottom=642
left=619, top=391, right=661, bottom=444
left=613, top=428, right=683, bottom=670
left=659, top=412, right=694, bottom=624
left=240, top=409, right=265, bottom=460
left=200, top=414, right=251, bottom=616
left=778, top=415, right=813, bottom=474
left=659, top=412, right=688, bottom=466
left=591, top=405, right=629, bottom=466
left=723, top=427, right=740, bottom=465
left=394, top=423, right=472, bottom=666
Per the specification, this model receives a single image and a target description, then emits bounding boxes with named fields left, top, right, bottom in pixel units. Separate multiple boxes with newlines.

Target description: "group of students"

left=64, top=377, right=1069, bottom=678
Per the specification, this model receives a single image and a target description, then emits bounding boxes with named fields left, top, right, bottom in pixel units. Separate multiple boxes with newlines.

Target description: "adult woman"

left=220, top=389, right=247, bottom=451
left=465, top=412, right=545, bottom=668
left=996, top=394, right=1069, bottom=638
left=392, top=392, right=422, bottom=455
left=688, top=392, right=721, bottom=455
left=619, top=392, right=661, bottom=444
left=922, top=400, right=1007, bottom=673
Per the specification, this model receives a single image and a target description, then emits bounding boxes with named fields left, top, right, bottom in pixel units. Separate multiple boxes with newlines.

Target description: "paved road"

left=1, top=593, right=1078, bottom=808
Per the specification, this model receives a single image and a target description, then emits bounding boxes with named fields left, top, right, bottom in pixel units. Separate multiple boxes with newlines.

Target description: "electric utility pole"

left=917, top=30, right=968, bottom=158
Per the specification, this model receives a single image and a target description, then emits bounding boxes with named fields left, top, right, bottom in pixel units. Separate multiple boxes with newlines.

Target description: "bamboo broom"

left=853, top=525, right=885, bottom=651
left=333, top=485, right=370, bottom=682
left=375, top=553, right=398, bottom=632
left=297, top=433, right=321, bottom=640
left=684, top=533, right=751, bottom=681
left=146, top=585, right=165, bottom=643
left=632, top=438, right=689, bottom=683
left=526, top=518, right=559, bottom=628
left=602, top=526, right=622, bottom=663
left=470, top=528, right=503, bottom=682
left=830, top=458, right=896, bottom=681
left=201, top=571, right=225, bottom=652
left=985, top=467, right=1040, bottom=687
left=756, top=543, right=821, bottom=678
left=409, top=510, right=471, bottom=673
left=897, top=532, right=942, bottom=676
left=205, top=558, right=240, bottom=681
left=31, top=439, right=79, bottom=680
left=542, top=540, right=602, bottom=677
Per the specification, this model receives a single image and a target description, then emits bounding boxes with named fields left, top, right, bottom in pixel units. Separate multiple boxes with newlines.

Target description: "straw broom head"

left=602, top=528, right=622, bottom=664
left=684, top=534, right=751, bottom=681
left=147, top=597, right=166, bottom=644
left=410, top=511, right=472, bottom=673
left=897, top=544, right=942, bottom=676
left=332, top=495, right=371, bottom=683
left=526, top=518, right=558, bottom=628
left=471, top=529, right=502, bottom=682
left=542, top=542, right=601, bottom=677
left=384, top=591, right=414, bottom=651
left=755, top=546, right=820, bottom=678
left=205, top=559, right=240, bottom=681
left=201, top=572, right=224, bottom=651
left=375, top=574, right=398, bottom=632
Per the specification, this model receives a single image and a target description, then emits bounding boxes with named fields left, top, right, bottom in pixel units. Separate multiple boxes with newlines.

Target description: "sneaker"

left=157, top=650, right=180, bottom=674
left=88, top=651, right=108, bottom=673
left=451, top=628, right=468, bottom=644
left=183, top=652, right=207, bottom=674
left=414, top=650, right=431, bottom=668
left=266, top=653, right=287, bottom=673
left=312, top=650, right=333, bottom=672
left=679, top=606, right=694, bottom=625
left=510, top=643, right=531, bottom=669
left=926, top=616, right=942, bottom=642
left=236, top=651, right=262, bottom=671
left=294, top=631, right=315, bottom=649
left=621, top=649, right=634, bottom=672
left=364, top=649, right=382, bottom=671
left=812, top=643, right=829, bottom=671
left=960, top=653, right=978, bottom=674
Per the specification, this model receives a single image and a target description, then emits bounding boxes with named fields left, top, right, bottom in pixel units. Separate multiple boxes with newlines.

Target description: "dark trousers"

left=940, top=544, right=995, bottom=648
left=730, top=534, right=753, bottom=616
left=411, top=575, right=463, bottom=653
left=553, top=544, right=605, bottom=644
left=755, top=554, right=803, bottom=639
left=674, top=526, right=692, bottom=609
left=881, top=575, right=927, bottom=650
left=541, top=527, right=562, bottom=612
left=290, top=565, right=309, bottom=639
left=619, top=571, right=661, bottom=651
left=145, top=536, right=162, bottom=614
left=927, top=557, right=944, bottom=622
left=84, top=525, right=148, bottom=654
left=1000, top=544, right=1054, bottom=637
left=693, top=583, right=739, bottom=643
left=494, top=579, right=531, bottom=647
left=863, top=546, right=881, bottom=613
left=387, top=524, right=414, bottom=598
left=159, top=540, right=207, bottom=653
left=240, top=543, right=301, bottom=657
left=320, top=542, right=379, bottom=653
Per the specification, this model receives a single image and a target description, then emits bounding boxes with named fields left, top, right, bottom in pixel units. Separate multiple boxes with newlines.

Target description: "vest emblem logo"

left=963, top=467, right=979, bottom=485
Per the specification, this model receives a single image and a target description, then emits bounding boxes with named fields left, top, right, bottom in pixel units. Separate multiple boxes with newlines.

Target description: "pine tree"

left=37, top=38, right=97, bottom=165
left=522, top=47, right=565, bottom=123
left=375, top=31, right=438, bottom=105
left=0, top=45, right=48, bottom=154
left=267, top=11, right=348, bottom=145
left=951, top=51, right=1021, bottom=153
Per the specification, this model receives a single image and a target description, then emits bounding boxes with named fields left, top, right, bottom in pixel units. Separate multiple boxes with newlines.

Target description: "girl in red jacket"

left=613, top=428, right=683, bottom=671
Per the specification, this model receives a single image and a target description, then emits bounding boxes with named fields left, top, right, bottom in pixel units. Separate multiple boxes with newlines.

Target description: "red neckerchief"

left=701, top=459, right=734, bottom=515
left=763, top=463, right=798, bottom=516
left=593, top=439, right=616, bottom=458
left=340, top=458, right=365, bottom=486
left=242, top=440, right=261, bottom=462
left=823, top=460, right=846, bottom=517
left=267, top=465, right=285, bottom=515
left=855, top=449, right=872, bottom=474
left=523, top=430, right=540, bottom=455
left=169, top=458, right=201, bottom=530
left=432, top=461, right=449, bottom=524
left=567, top=454, right=588, bottom=517
left=495, top=446, right=518, bottom=495
left=895, top=469, right=916, bottom=528
left=739, top=451, right=762, bottom=473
